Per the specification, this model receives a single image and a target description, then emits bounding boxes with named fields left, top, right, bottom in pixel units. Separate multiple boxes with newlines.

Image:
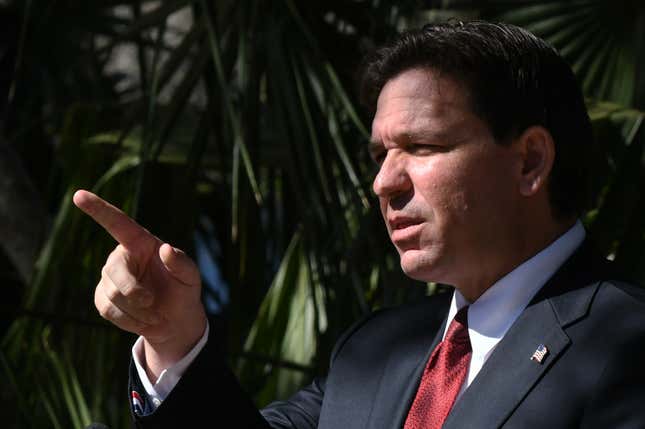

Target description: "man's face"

left=370, top=68, right=522, bottom=290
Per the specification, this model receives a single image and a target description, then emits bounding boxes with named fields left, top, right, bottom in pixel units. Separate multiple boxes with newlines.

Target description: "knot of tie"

left=445, top=306, right=470, bottom=345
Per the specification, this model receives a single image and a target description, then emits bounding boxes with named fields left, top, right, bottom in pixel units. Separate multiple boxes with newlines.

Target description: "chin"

left=398, top=249, right=444, bottom=283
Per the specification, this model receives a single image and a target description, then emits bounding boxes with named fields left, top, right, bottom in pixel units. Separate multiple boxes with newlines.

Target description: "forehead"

left=371, top=68, right=473, bottom=138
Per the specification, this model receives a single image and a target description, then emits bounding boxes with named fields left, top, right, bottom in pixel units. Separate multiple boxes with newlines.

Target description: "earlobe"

left=517, top=126, right=555, bottom=197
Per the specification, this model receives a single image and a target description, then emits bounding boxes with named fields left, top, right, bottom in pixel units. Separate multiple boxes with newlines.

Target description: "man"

left=74, top=21, right=645, bottom=428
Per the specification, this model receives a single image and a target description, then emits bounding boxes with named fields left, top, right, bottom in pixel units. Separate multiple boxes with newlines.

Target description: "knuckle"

left=94, top=291, right=101, bottom=313
left=121, top=282, right=149, bottom=307
left=103, top=306, right=117, bottom=321
left=109, top=244, right=126, bottom=258
left=120, top=281, right=137, bottom=298
left=103, top=261, right=119, bottom=280
left=100, top=263, right=110, bottom=279
left=95, top=295, right=111, bottom=320
left=104, top=282, right=120, bottom=302
left=102, top=264, right=121, bottom=288
left=105, top=247, right=127, bottom=271
left=98, top=306, right=110, bottom=320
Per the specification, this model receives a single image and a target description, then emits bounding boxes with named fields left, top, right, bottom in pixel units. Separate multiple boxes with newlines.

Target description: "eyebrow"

left=369, top=129, right=452, bottom=149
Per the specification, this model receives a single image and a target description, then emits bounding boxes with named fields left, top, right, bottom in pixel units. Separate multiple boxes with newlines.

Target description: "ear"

left=516, top=126, right=555, bottom=197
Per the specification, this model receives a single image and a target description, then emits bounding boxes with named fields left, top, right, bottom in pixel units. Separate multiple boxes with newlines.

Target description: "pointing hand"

left=73, top=190, right=207, bottom=380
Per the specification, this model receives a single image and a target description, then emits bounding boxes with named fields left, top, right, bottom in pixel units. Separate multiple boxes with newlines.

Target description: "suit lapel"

left=442, top=298, right=570, bottom=429
left=443, top=240, right=607, bottom=429
left=366, top=294, right=450, bottom=429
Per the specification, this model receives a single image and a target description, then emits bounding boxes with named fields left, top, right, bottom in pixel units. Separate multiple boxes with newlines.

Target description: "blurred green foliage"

left=0, top=1, right=643, bottom=427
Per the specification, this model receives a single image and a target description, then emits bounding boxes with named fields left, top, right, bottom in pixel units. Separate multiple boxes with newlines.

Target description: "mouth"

left=388, top=217, right=424, bottom=243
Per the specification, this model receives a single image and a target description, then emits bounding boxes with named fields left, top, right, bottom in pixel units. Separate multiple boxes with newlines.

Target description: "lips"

left=389, top=217, right=423, bottom=230
left=388, top=216, right=424, bottom=243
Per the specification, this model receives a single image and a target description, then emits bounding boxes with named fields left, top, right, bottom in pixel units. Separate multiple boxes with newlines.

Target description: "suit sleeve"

left=259, top=378, right=326, bottom=428
left=128, top=309, right=386, bottom=428
left=129, top=333, right=272, bottom=429
left=580, top=334, right=645, bottom=428
left=128, top=331, right=329, bottom=428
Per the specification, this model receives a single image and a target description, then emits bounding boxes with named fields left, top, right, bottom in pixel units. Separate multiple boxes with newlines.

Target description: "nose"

left=372, top=151, right=411, bottom=198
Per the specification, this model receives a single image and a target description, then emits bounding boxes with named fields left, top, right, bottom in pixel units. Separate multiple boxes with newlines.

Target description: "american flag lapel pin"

left=530, top=344, right=549, bottom=364
left=132, top=390, right=144, bottom=415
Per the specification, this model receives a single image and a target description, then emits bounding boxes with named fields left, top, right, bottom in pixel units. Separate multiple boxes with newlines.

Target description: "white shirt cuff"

left=132, top=321, right=210, bottom=409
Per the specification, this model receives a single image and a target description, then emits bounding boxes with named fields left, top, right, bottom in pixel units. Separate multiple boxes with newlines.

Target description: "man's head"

left=361, top=21, right=592, bottom=220
left=361, top=22, right=591, bottom=299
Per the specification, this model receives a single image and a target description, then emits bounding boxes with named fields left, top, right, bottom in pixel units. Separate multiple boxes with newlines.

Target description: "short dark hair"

left=359, top=21, right=593, bottom=219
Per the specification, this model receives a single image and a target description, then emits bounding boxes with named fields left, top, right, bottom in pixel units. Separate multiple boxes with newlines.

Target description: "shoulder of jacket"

left=597, top=279, right=645, bottom=306
left=329, top=290, right=451, bottom=362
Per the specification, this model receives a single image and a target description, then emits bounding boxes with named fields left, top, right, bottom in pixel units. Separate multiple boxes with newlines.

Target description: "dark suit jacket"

left=130, top=243, right=645, bottom=428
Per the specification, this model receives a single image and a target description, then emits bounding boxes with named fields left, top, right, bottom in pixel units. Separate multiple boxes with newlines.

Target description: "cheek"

left=410, top=159, right=471, bottom=219
left=446, top=157, right=518, bottom=229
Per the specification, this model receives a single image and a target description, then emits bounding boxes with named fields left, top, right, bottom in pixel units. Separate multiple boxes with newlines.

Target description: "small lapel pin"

left=132, top=390, right=144, bottom=415
left=530, top=344, right=549, bottom=364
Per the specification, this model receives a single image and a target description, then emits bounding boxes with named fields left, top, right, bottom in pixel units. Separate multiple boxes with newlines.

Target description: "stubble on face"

left=371, top=68, right=522, bottom=294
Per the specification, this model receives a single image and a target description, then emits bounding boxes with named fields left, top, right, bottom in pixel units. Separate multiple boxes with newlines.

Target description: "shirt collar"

left=444, top=220, right=586, bottom=363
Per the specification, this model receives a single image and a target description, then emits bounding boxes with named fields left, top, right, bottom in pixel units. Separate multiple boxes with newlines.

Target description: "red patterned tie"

left=404, top=306, right=471, bottom=429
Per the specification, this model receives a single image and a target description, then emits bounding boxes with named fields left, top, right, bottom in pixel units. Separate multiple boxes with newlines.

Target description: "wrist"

left=142, top=310, right=208, bottom=381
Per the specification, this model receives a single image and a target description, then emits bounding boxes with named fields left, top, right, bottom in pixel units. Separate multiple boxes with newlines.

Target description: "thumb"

left=158, top=243, right=201, bottom=287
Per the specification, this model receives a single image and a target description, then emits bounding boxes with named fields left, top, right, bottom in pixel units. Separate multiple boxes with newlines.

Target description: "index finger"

left=73, top=189, right=155, bottom=249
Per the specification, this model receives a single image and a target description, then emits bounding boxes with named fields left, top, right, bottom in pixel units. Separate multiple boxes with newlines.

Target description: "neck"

left=457, top=216, right=577, bottom=303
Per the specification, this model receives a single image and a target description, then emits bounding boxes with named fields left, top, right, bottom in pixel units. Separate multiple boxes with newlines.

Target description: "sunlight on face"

left=371, top=68, right=521, bottom=289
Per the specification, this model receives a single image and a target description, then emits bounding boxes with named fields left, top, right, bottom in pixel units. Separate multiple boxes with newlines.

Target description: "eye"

left=370, top=149, right=386, bottom=165
left=408, top=143, right=445, bottom=155
left=408, top=144, right=432, bottom=153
